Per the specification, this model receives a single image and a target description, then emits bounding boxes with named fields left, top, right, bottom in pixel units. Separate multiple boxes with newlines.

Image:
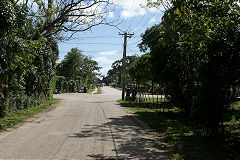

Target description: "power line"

left=61, top=42, right=122, bottom=45
left=75, top=36, right=141, bottom=39
left=121, top=0, right=137, bottom=31
left=129, top=24, right=160, bottom=46
left=128, top=39, right=142, bottom=46
left=59, top=50, right=140, bottom=53
left=125, top=0, right=137, bottom=31
left=134, top=9, right=158, bottom=35
left=129, top=21, right=163, bottom=47
left=128, top=5, right=153, bottom=33
left=77, top=36, right=124, bottom=39
left=127, top=47, right=140, bottom=54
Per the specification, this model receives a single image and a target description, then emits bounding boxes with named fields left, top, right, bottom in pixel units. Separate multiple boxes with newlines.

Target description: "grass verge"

left=97, top=87, right=102, bottom=94
left=0, top=98, right=60, bottom=131
left=87, top=87, right=96, bottom=93
left=117, top=99, right=240, bottom=160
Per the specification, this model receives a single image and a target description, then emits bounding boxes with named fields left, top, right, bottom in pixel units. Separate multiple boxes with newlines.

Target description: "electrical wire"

left=127, top=47, right=140, bottom=54
left=61, top=42, right=122, bottom=45
left=134, top=9, right=158, bottom=35
left=128, top=8, right=152, bottom=33
left=59, top=50, right=140, bottom=53
left=125, top=0, right=137, bottom=31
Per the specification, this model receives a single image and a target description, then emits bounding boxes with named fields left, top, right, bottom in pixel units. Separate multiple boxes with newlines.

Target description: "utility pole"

left=119, top=32, right=134, bottom=100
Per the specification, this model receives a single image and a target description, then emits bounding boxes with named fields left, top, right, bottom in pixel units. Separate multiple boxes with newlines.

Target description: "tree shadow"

left=68, top=114, right=170, bottom=159
left=138, top=111, right=240, bottom=160
left=116, top=100, right=240, bottom=160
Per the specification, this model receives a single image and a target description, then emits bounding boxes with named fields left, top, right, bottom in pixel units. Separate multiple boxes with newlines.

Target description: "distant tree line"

left=102, top=55, right=138, bottom=86
left=55, top=48, right=100, bottom=93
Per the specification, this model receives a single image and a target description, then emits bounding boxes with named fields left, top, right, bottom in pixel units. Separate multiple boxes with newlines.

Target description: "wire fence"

left=126, top=85, right=174, bottom=111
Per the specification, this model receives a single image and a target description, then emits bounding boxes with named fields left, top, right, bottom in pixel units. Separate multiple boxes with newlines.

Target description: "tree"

left=141, top=0, right=240, bottom=133
left=0, top=0, right=115, bottom=117
left=128, top=53, right=153, bottom=85
left=104, top=55, right=138, bottom=86
left=0, top=0, right=59, bottom=116
left=56, top=48, right=100, bottom=91
left=17, top=0, right=115, bottom=40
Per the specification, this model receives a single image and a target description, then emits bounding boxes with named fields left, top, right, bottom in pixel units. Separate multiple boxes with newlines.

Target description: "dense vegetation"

left=55, top=48, right=100, bottom=93
left=103, top=0, right=240, bottom=141
left=102, top=55, right=138, bottom=86
left=134, top=0, right=240, bottom=135
left=0, top=0, right=112, bottom=117
left=118, top=100, right=240, bottom=160
left=0, top=1, right=58, bottom=117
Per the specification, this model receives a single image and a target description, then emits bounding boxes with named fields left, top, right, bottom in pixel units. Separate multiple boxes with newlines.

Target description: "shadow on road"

left=68, top=114, right=170, bottom=160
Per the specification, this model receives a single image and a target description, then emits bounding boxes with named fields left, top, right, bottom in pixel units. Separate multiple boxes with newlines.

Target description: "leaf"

left=174, top=8, right=180, bottom=15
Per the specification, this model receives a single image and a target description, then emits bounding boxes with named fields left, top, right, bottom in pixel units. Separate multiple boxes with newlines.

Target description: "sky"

left=58, top=0, right=164, bottom=77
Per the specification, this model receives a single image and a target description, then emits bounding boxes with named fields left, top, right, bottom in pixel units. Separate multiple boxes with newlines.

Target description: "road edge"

left=0, top=98, right=61, bottom=136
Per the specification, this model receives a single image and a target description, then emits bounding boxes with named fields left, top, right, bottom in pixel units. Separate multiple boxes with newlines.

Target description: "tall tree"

left=141, top=0, right=240, bottom=133
left=128, top=53, right=153, bottom=85
left=17, top=0, right=115, bottom=40
left=56, top=48, right=100, bottom=86
left=105, top=55, right=138, bottom=86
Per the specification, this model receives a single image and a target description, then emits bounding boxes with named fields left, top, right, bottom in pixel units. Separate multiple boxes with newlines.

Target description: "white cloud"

left=94, top=57, right=114, bottom=64
left=115, top=0, right=164, bottom=19
left=116, top=0, right=147, bottom=18
left=99, top=66, right=112, bottom=76
left=121, top=8, right=146, bottom=18
left=149, top=17, right=156, bottom=23
left=98, top=50, right=119, bottom=56
left=109, top=12, right=115, bottom=18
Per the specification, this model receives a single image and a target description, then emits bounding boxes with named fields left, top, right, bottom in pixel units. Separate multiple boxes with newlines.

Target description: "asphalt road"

left=0, top=86, right=169, bottom=159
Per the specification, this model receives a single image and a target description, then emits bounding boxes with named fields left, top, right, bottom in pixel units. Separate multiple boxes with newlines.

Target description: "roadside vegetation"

left=101, top=1, right=240, bottom=159
left=55, top=48, right=100, bottom=94
left=118, top=100, right=240, bottom=160
left=97, top=87, right=102, bottom=94
left=101, top=55, right=138, bottom=86
left=87, top=88, right=96, bottom=94
left=0, top=98, right=59, bottom=131
left=0, top=0, right=110, bottom=118
left=103, top=0, right=240, bottom=137
left=1, top=0, right=240, bottom=158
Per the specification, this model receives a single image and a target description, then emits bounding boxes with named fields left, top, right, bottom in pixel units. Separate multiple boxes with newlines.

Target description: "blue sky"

left=58, top=0, right=164, bottom=76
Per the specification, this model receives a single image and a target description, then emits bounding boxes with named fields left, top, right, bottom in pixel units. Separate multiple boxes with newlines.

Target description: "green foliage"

left=128, top=53, right=153, bottom=84
left=103, top=55, right=138, bottom=85
left=140, top=0, right=240, bottom=134
left=0, top=98, right=59, bottom=131
left=0, top=0, right=59, bottom=117
left=87, top=87, right=96, bottom=93
left=118, top=99, right=240, bottom=160
left=52, top=77, right=59, bottom=94
left=97, top=87, right=102, bottom=94
left=56, top=48, right=100, bottom=93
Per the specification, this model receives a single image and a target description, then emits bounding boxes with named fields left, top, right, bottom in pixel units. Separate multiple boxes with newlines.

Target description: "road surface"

left=0, top=86, right=169, bottom=159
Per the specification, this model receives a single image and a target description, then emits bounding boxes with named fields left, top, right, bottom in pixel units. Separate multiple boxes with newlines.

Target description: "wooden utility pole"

left=119, top=32, right=134, bottom=100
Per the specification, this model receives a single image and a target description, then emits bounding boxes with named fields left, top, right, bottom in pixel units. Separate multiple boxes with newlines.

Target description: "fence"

left=127, top=85, right=174, bottom=111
